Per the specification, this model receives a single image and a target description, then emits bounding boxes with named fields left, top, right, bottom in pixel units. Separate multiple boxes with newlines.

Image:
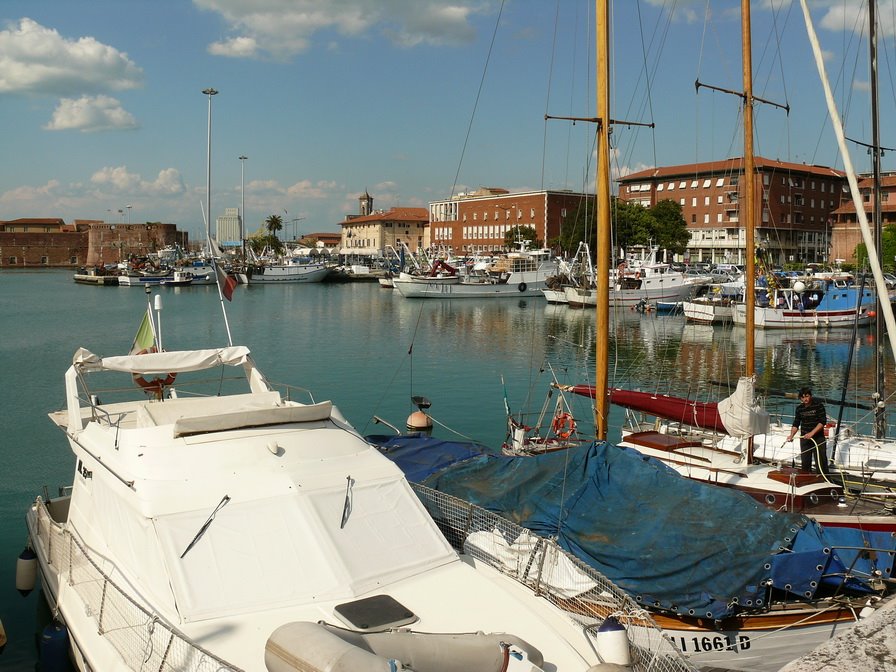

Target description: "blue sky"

left=0, top=1, right=892, bottom=242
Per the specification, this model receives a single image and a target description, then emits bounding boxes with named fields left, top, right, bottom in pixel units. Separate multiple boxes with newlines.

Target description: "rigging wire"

left=448, top=0, right=506, bottom=200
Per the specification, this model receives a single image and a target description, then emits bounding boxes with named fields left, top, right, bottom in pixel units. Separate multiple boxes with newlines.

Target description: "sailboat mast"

left=870, top=0, right=886, bottom=439
left=594, top=0, right=611, bottom=441
left=742, top=0, right=756, bottom=377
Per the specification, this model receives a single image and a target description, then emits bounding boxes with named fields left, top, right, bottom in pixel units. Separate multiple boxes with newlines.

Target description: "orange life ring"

left=132, top=347, right=177, bottom=393
left=551, top=412, right=576, bottom=440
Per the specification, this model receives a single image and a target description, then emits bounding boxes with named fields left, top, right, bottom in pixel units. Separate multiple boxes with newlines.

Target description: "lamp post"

left=203, top=88, right=218, bottom=248
left=126, top=204, right=132, bottom=225
left=239, top=155, right=247, bottom=262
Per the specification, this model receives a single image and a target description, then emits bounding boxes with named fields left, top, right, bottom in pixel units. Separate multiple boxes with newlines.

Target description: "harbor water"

left=0, top=269, right=892, bottom=670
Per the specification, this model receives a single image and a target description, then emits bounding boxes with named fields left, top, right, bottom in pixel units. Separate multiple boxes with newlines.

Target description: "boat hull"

left=249, top=263, right=330, bottom=283
left=644, top=607, right=861, bottom=672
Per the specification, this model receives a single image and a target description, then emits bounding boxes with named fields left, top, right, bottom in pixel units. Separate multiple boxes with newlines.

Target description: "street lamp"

left=203, top=88, right=218, bottom=247
left=239, top=155, right=247, bottom=261
left=126, top=204, right=132, bottom=225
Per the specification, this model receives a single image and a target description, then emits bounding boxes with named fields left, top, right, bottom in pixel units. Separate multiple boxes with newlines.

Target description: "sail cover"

left=560, top=376, right=769, bottom=437
left=413, top=441, right=892, bottom=620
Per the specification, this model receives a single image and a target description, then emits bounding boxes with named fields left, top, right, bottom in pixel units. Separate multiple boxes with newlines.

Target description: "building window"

left=690, top=180, right=699, bottom=188
left=680, top=198, right=685, bottom=206
left=679, top=181, right=687, bottom=189
left=704, top=214, right=710, bottom=224
left=668, top=182, right=675, bottom=191
left=702, top=179, right=711, bottom=188
left=657, top=183, right=664, bottom=192
left=717, top=195, right=723, bottom=204
left=530, top=208, right=535, bottom=218
left=691, top=197, right=697, bottom=207
left=704, top=196, right=710, bottom=206
left=715, top=178, right=725, bottom=187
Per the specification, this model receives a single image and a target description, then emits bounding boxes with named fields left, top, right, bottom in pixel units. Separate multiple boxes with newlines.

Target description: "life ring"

left=551, top=412, right=576, bottom=440
left=132, top=348, right=177, bottom=393
left=518, top=282, right=527, bottom=292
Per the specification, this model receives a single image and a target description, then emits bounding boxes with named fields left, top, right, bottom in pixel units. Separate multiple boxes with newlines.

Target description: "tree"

left=265, top=214, right=284, bottom=239
left=611, top=198, right=653, bottom=254
left=504, top=225, right=539, bottom=249
left=649, top=199, right=691, bottom=256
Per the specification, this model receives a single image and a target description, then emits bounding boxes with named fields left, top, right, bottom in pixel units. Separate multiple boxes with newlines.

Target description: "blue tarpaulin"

left=377, top=437, right=895, bottom=619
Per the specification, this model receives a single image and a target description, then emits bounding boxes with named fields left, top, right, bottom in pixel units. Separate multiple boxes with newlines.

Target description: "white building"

left=216, top=207, right=241, bottom=246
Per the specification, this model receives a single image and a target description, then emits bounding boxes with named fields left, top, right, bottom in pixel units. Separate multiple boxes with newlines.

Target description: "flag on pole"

left=216, top=263, right=237, bottom=301
left=130, top=307, right=156, bottom=354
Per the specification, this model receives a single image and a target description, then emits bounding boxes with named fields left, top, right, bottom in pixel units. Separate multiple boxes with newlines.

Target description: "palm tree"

left=265, top=214, right=283, bottom=240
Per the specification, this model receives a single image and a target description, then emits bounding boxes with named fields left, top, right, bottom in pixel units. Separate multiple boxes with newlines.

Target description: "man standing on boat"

left=786, top=387, right=830, bottom=474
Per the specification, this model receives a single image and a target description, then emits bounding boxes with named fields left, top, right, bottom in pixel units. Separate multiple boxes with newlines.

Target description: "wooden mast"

left=594, top=0, right=611, bottom=441
left=742, top=0, right=755, bottom=379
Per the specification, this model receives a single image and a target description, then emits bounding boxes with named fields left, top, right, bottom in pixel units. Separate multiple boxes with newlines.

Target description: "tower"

left=359, top=190, right=373, bottom=216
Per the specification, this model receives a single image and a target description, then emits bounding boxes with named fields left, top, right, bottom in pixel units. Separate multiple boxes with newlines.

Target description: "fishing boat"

left=732, top=275, right=875, bottom=329
left=393, top=246, right=555, bottom=299
left=681, top=281, right=742, bottom=324
left=160, top=269, right=194, bottom=286
left=565, top=249, right=706, bottom=310
left=20, top=283, right=699, bottom=672
left=247, top=255, right=331, bottom=283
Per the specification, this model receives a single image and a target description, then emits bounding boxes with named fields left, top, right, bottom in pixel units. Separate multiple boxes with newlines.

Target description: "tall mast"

left=870, top=0, right=886, bottom=439
left=742, top=0, right=756, bottom=379
left=594, top=0, right=611, bottom=440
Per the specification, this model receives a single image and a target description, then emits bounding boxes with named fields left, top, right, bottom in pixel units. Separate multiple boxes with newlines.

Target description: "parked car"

left=883, top=272, right=896, bottom=290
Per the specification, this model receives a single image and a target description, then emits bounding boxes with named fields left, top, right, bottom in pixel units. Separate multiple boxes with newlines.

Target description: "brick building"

left=617, top=157, right=847, bottom=267
left=830, top=173, right=896, bottom=265
left=0, top=218, right=186, bottom=268
left=428, top=187, right=593, bottom=255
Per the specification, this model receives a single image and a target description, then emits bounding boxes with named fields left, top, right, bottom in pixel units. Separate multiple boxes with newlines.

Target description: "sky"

left=0, top=0, right=893, bottom=243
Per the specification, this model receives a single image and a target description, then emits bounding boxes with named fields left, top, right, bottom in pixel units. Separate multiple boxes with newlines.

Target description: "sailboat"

left=576, top=0, right=896, bottom=526
left=374, top=3, right=896, bottom=670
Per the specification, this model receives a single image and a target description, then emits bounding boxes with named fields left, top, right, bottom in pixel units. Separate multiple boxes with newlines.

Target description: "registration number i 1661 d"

left=674, top=634, right=751, bottom=653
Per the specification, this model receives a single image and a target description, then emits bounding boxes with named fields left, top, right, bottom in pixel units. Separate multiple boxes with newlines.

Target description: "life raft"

left=265, top=621, right=544, bottom=672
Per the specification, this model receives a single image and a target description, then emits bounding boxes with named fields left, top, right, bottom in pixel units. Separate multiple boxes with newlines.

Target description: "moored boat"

left=22, top=291, right=692, bottom=672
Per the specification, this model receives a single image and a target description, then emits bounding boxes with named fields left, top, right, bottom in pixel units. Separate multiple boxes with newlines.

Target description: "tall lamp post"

left=126, top=204, right=132, bottom=225
left=203, top=88, right=218, bottom=248
left=239, top=155, right=247, bottom=262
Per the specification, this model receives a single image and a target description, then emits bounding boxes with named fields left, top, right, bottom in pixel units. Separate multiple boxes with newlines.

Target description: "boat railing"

left=31, top=497, right=243, bottom=672
left=410, top=483, right=696, bottom=672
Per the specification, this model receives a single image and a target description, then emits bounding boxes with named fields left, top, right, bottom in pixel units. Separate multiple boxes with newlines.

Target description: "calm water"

left=0, top=269, right=891, bottom=669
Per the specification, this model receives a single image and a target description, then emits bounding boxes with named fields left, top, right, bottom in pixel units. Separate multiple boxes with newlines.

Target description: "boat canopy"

left=73, top=346, right=253, bottom=374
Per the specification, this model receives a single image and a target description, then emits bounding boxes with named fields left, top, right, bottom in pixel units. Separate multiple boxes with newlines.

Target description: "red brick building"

left=428, top=187, right=593, bottom=255
left=617, top=157, right=847, bottom=267
left=830, top=173, right=896, bottom=265
left=0, top=218, right=185, bottom=268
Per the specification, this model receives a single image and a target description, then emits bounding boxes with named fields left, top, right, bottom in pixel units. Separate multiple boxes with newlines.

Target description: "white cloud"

left=208, top=36, right=260, bottom=58
left=287, top=179, right=339, bottom=199
left=0, top=180, right=61, bottom=204
left=44, top=95, right=138, bottom=132
left=193, top=0, right=481, bottom=60
left=90, top=166, right=186, bottom=196
left=0, top=18, right=143, bottom=95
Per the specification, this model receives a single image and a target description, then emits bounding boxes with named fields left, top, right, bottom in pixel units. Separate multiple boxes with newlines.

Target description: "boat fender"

left=16, top=546, right=37, bottom=596
left=39, top=620, right=74, bottom=672
left=132, top=348, right=177, bottom=394
left=517, top=282, right=527, bottom=292
left=595, top=616, right=631, bottom=666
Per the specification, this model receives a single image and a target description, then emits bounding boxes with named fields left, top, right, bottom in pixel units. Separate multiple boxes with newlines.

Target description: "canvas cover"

left=388, top=440, right=894, bottom=620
